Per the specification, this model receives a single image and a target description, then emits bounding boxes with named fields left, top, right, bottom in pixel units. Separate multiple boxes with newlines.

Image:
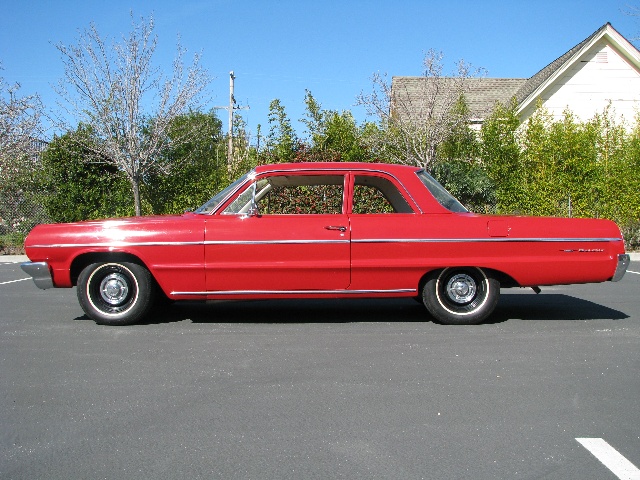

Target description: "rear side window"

left=352, top=175, right=414, bottom=214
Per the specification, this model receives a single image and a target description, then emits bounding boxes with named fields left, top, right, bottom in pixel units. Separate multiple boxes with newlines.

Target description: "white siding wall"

left=520, top=41, right=640, bottom=125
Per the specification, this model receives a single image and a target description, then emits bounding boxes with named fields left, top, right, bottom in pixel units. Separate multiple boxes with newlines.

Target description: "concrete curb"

left=1, top=255, right=28, bottom=263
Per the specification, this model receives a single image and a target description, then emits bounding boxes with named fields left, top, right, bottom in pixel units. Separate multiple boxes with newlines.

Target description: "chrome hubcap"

left=446, top=274, right=476, bottom=304
left=100, top=273, right=130, bottom=305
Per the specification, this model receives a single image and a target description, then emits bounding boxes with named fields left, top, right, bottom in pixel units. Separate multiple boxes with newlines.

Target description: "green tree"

left=432, top=96, right=495, bottom=212
left=432, top=161, right=495, bottom=213
left=301, top=90, right=373, bottom=162
left=229, top=113, right=258, bottom=178
left=357, top=50, right=485, bottom=170
left=265, top=99, right=297, bottom=162
left=480, top=100, right=640, bottom=244
left=436, top=96, right=480, bottom=161
left=480, top=100, right=522, bottom=214
left=589, top=106, right=636, bottom=222
left=144, top=111, right=226, bottom=214
left=0, top=74, right=43, bottom=192
left=546, top=110, right=600, bottom=218
left=54, top=14, right=211, bottom=215
left=39, top=127, right=133, bottom=222
left=0, top=74, right=46, bottom=235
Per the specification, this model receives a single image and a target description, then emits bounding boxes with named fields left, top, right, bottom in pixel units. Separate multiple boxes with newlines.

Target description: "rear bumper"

left=611, top=254, right=630, bottom=282
left=21, top=261, right=54, bottom=289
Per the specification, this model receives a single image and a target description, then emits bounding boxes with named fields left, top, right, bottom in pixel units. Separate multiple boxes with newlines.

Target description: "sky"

left=1, top=0, right=639, bottom=142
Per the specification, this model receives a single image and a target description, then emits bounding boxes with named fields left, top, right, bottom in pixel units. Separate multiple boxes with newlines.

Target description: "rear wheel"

left=77, top=261, right=155, bottom=326
left=422, top=267, right=499, bottom=325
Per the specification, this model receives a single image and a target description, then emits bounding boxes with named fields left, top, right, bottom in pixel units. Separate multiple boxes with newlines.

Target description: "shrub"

left=0, top=233, right=25, bottom=254
left=621, top=221, right=640, bottom=252
left=39, top=129, right=133, bottom=222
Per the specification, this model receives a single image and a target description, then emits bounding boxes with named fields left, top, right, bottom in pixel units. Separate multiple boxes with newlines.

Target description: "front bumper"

left=611, top=254, right=630, bottom=282
left=21, top=261, right=54, bottom=289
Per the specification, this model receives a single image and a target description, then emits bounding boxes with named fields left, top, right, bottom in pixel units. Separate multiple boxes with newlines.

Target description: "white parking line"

left=0, top=278, right=30, bottom=286
left=628, top=270, right=640, bottom=275
left=576, top=438, right=640, bottom=480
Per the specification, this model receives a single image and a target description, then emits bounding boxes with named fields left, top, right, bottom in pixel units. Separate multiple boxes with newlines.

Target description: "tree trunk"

left=132, top=177, right=142, bottom=216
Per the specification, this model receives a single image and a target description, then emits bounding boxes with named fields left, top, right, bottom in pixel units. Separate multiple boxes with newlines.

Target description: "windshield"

left=194, top=172, right=252, bottom=214
left=416, top=170, right=468, bottom=213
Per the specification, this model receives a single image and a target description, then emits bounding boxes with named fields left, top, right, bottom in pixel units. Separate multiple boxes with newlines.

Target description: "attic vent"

left=596, top=52, right=608, bottom=63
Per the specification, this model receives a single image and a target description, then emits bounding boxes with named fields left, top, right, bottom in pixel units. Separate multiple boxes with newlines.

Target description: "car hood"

left=24, top=214, right=198, bottom=249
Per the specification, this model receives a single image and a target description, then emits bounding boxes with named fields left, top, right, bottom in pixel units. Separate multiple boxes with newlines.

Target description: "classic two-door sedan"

left=22, top=162, right=630, bottom=326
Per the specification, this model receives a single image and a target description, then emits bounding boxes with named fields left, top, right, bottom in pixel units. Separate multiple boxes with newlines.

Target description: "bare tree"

left=357, top=49, right=485, bottom=171
left=0, top=73, right=44, bottom=189
left=624, top=6, right=640, bottom=44
left=54, top=15, right=211, bottom=215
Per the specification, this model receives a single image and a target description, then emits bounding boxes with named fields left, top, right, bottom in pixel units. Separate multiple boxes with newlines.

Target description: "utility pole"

left=228, top=72, right=234, bottom=165
left=215, top=71, right=249, bottom=167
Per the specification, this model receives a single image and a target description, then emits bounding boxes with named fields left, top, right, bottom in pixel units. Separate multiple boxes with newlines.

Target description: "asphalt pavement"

left=1, top=256, right=639, bottom=480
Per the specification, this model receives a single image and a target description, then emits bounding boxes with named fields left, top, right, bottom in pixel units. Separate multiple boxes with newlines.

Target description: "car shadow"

left=488, top=293, right=629, bottom=323
left=143, top=298, right=426, bottom=325
left=122, top=293, right=629, bottom=325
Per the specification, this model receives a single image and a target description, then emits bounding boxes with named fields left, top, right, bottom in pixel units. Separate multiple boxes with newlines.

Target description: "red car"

left=21, top=162, right=630, bottom=326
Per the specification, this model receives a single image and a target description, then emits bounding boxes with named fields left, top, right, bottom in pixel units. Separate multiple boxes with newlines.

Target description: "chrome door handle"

left=325, top=225, right=347, bottom=232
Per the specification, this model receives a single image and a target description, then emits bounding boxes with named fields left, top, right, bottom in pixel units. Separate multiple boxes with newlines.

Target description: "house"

left=392, top=23, right=640, bottom=128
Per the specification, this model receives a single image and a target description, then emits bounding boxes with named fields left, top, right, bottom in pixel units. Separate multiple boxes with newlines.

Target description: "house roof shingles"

left=392, top=23, right=621, bottom=122
left=391, top=77, right=526, bottom=120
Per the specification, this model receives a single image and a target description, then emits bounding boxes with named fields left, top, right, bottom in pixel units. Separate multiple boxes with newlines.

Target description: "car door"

left=204, top=172, right=351, bottom=294
left=348, top=172, right=422, bottom=292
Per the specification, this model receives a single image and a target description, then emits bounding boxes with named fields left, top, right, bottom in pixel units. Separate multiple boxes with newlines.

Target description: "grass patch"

left=0, top=233, right=25, bottom=255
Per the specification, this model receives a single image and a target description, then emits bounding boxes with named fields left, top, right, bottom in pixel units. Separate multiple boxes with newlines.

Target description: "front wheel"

left=422, top=267, right=499, bottom=325
left=77, top=261, right=155, bottom=326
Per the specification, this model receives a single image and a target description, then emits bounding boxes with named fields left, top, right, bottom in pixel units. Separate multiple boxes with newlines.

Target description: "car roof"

left=253, top=162, right=422, bottom=175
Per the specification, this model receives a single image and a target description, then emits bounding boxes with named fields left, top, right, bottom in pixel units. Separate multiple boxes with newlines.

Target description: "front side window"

left=221, top=174, right=345, bottom=215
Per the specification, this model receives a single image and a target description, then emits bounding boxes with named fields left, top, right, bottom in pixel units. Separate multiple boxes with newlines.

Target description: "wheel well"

left=418, top=267, right=519, bottom=294
left=70, top=252, right=147, bottom=286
